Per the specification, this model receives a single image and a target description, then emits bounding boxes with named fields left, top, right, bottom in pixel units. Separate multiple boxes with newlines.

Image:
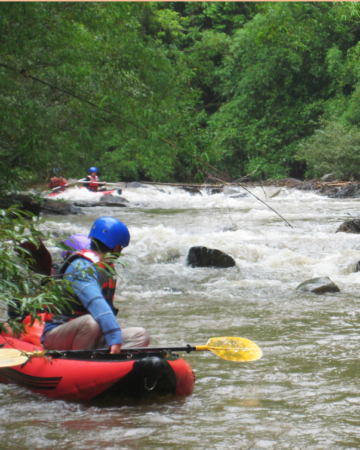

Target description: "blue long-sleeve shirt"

left=42, top=258, right=122, bottom=347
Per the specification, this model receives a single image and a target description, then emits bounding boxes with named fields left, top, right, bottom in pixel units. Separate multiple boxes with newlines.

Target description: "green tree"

left=208, top=2, right=360, bottom=179
left=0, top=3, right=203, bottom=189
left=297, top=119, right=360, bottom=180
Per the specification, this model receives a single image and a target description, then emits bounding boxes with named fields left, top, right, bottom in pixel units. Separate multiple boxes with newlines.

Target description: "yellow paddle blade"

left=0, top=349, right=46, bottom=368
left=0, top=349, right=29, bottom=367
left=197, top=336, right=262, bottom=362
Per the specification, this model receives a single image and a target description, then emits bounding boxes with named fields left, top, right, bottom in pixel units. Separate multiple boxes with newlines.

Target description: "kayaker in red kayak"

left=46, top=168, right=69, bottom=192
left=41, top=217, right=149, bottom=354
left=85, top=166, right=107, bottom=192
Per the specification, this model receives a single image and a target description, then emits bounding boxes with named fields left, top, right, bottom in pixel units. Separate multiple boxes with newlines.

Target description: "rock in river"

left=187, top=246, right=236, bottom=268
left=72, top=201, right=99, bottom=208
left=336, top=219, right=360, bottom=234
left=99, top=196, right=129, bottom=207
left=126, top=181, right=145, bottom=188
left=296, top=277, right=340, bottom=294
left=181, top=186, right=202, bottom=196
left=0, top=194, right=41, bottom=216
left=41, top=199, right=83, bottom=215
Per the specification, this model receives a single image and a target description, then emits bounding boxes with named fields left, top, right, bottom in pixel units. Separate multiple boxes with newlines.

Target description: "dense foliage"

left=2, top=2, right=360, bottom=187
left=0, top=208, right=66, bottom=334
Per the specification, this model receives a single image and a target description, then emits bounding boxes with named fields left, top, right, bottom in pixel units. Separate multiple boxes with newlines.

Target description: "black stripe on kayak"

left=0, top=368, right=61, bottom=390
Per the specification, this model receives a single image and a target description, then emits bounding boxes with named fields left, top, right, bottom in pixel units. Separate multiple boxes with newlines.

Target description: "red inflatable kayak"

left=48, top=189, right=119, bottom=198
left=0, top=336, right=195, bottom=401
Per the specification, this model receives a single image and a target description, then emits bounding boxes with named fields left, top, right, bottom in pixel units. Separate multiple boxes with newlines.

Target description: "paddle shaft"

left=77, top=180, right=122, bottom=186
left=47, top=345, right=198, bottom=357
left=0, top=336, right=261, bottom=366
left=52, top=184, right=70, bottom=191
left=78, top=180, right=107, bottom=185
left=51, top=178, right=122, bottom=187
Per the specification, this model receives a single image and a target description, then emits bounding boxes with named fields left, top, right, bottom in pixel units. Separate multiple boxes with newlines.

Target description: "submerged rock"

left=154, top=248, right=181, bottom=264
left=163, top=287, right=183, bottom=293
left=268, top=187, right=282, bottom=198
left=223, top=186, right=239, bottom=195
left=126, top=181, right=144, bottom=188
left=187, top=246, right=236, bottom=268
left=229, top=193, right=249, bottom=199
left=41, top=199, right=84, bottom=215
left=336, top=219, right=360, bottom=234
left=181, top=186, right=202, bottom=196
left=72, top=201, right=99, bottom=207
left=223, top=225, right=238, bottom=232
left=99, top=196, right=129, bottom=207
left=296, top=277, right=340, bottom=294
left=208, top=187, right=223, bottom=195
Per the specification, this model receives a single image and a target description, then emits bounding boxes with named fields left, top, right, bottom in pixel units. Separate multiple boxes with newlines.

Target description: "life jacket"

left=2, top=311, right=54, bottom=346
left=20, top=312, right=53, bottom=346
left=50, top=177, right=67, bottom=191
left=56, top=249, right=118, bottom=319
left=87, top=175, right=99, bottom=192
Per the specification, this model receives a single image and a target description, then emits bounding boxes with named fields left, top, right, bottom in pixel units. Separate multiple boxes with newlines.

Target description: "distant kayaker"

left=85, top=167, right=107, bottom=192
left=41, top=217, right=149, bottom=354
left=46, top=169, right=69, bottom=192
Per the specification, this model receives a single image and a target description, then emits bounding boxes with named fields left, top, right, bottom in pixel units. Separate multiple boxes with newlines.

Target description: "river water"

left=1, top=184, right=360, bottom=450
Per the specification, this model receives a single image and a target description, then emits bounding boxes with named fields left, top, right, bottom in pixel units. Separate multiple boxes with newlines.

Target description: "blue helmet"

left=88, top=217, right=130, bottom=249
left=62, top=234, right=91, bottom=258
left=89, top=167, right=98, bottom=173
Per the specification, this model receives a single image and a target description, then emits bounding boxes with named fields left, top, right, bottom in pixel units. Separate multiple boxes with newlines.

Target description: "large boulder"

left=41, top=199, right=83, bottom=215
left=187, top=246, right=236, bottom=268
left=99, top=196, right=129, bottom=207
left=336, top=219, right=360, bottom=234
left=296, top=277, right=340, bottom=294
left=330, top=184, right=360, bottom=199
